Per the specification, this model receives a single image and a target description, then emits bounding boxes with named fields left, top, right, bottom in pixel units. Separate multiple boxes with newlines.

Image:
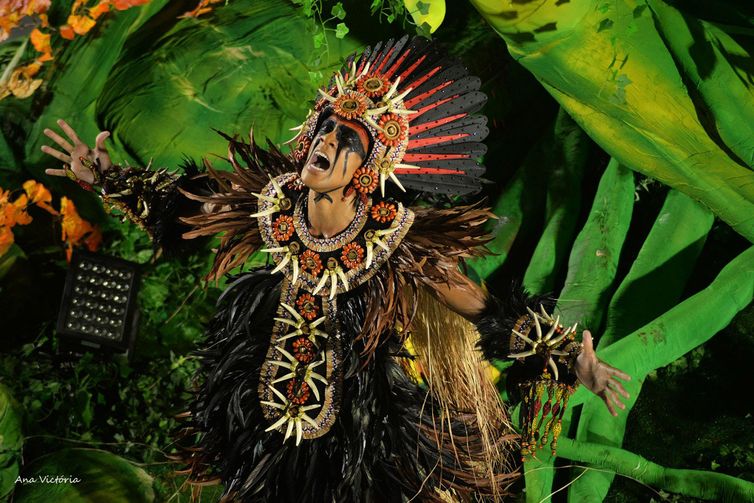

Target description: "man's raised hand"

left=41, top=119, right=112, bottom=184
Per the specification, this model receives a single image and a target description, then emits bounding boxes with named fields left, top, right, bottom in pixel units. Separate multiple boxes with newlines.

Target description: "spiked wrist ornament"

left=475, top=290, right=583, bottom=460
left=509, top=306, right=582, bottom=460
left=99, top=165, right=183, bottom=246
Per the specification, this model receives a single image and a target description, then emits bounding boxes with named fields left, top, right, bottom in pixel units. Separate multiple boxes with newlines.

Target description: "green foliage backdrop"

left=1, top=1, right=753, bottom=502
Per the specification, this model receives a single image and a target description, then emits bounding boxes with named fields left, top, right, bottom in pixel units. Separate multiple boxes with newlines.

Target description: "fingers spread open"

left=606, top=364, right=631, bottom=382
left=605, top=387, right=625, bottom=411
left=43, top=128, right=74, bottom=152
left=601, top=390, right=617, bottom=417
left=45, top=168, right=67, bottom=177
left=57, top=119, right=82, bottom=146
left=582, top=330, right=595, bottom=356
left=95, top=131, right=110, bottom=151
left=608, top=377, right=630, bottom=399
left=41, top=145, right=72, bottom=163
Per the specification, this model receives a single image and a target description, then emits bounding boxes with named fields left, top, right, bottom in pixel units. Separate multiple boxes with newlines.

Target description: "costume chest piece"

left=254, top=173, right=413, bottom=444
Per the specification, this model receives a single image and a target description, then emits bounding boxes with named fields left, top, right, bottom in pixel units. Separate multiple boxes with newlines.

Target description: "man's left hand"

left=574, top=330, right=632, bottom=417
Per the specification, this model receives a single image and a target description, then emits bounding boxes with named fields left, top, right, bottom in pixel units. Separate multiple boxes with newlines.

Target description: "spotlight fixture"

left=56, top=252, right=140, bottom=358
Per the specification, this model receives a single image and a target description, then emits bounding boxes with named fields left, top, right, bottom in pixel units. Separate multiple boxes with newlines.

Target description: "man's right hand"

left=41, top=119, right=112, bottom=184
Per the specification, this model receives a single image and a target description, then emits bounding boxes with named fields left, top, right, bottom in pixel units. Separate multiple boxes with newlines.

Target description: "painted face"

left=300, top=115, right=370, bottom=194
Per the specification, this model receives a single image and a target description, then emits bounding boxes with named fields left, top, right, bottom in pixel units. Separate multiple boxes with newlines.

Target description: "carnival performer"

left=41, top=36, right=631, bottom=502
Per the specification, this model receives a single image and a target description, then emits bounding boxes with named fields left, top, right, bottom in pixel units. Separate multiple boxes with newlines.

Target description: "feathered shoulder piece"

left=180, top=130, right=297, bottom=279
left=395, top=201, right=494, bottom=284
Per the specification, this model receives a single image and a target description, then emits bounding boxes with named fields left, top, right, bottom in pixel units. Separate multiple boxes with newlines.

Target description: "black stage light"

left=56, top=252, right=140, bottom=359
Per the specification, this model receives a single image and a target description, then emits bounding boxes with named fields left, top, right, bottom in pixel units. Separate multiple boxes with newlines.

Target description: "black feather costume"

left=96, top=36, right=584, bottom=502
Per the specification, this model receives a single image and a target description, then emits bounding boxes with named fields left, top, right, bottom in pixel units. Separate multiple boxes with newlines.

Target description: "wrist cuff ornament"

left=509, top=305, right=582, bottom=460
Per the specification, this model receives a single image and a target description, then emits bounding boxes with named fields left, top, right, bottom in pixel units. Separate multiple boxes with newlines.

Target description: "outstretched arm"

left=41, top=119, right=208, bottom=254
left=429, top=267, right=631, bottom=416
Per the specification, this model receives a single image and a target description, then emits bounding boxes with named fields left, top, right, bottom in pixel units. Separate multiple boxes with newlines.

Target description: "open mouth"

left=308, top=151, right=331, bottom=172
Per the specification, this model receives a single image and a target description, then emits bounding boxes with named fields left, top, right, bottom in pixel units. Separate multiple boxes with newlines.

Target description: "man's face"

left=300, top=115, right=369, bottom=194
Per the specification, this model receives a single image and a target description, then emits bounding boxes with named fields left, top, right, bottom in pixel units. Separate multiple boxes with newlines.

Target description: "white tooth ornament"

left=359, top=62, right=371, bottom=78
left=268, top=385, right=287, bottom=403
left=365, top=105, right=390, bottom=116
left=295, top=419, right=303, bottom=446
left=284, top=418, right=295, bottom=443
left=392, top=87, right=413, bottom=103
left=260, top=400, right=285, bottom=410
left=390, top=108, right=418, bottom=116
left=336, top=268, right=349, bottom=291
left=389, top=172, right=406, bottom=192
left=365, top=240, right=374, bottom=269
left=335, top=73, right=345, bottom=95
left=312, top=271, right=329, bottom=296
left=329, top=272, right=338, bottom=301
left=395, top=163, right=422, bottom=171
left=318, top=88, right=336, bottom=102
left=263, top=246, right=299, bottom=285
left=543, top=315, right=560, bottom=341
left=265, top=413, right=290, bottom=433
left=548, top=358, right=560, bottom=381
left=384, top=76, right=401, bottom=100
left=363, top=115, right=385, bottom=134
left=270, top=253, right=290, bottom=275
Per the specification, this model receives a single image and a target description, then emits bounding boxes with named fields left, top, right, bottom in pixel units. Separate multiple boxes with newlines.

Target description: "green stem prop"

left=569, top=189, right=713, bottom=501
left=557, top=436, right=754, bottom=501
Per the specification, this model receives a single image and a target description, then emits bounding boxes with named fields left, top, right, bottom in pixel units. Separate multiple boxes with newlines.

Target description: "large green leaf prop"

left=93, top=1, right=359, bottom=169
left=0, top=384, right=23, bottom=502
left=521, top=158, right=634, bottom=503
left=569, top=189, right=714, bottom=501
left=469, top=0, right=754, bottom=243
left=13, top=448, right=154, bottom=502
left=24, top=1, right=359, bottom=175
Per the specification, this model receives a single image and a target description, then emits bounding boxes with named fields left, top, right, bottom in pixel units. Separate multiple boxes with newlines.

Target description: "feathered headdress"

left=291, top=35, right=489, bottom=198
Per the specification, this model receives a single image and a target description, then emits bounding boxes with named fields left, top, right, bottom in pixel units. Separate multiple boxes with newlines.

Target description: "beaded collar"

left=292, top=193, right=370, bottom=253
left=256, top=172, right=414, bottom=299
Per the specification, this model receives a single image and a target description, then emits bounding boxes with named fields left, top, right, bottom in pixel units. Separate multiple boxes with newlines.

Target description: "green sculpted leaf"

left=470, top=0, right=754, bottom=243
left=14, top=449, right=154, bottom=503
left=94, top=1, right=360, bottom=170
left=0, top=384, right=23, bottom=501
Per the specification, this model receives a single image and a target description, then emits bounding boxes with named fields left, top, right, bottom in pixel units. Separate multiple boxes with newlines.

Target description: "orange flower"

left=299, top=249, right=323, bottom=277
left=0, top=65, right=44, bottom=100
left=0, top=0, right=50, bottom=42
left=89, top=0, right=110, bottom=19
left=271, top=214, right=294, bottom=241
left=30, top=28, right=52, bottom=60
left=333, top=92, right=367, bottom=120
left=23, top=180, right=58, bottom=215
left=296, top=293, right=319, bottom=320
left=60, top=196, right=100, bottom=262
left=0, top=225, right=14, bottom=257
left=370, top=201, right=397, bottom=223
left=180, top=0, right=223, bottom=18
left=352, top=167, right=378, bottom=195
left=67, top=14, right=96, bottom=36
left=59, top=24, right=75, bottom=40
left=112, top=0, right=150, bottom=11
left=377, top=113, right=407, bottom=147
left=2, top=193, right=32, bottom=227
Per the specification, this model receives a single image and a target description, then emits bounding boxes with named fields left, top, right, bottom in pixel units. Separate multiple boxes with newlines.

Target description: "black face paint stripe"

left=342, top=150, right=352, bottom=176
